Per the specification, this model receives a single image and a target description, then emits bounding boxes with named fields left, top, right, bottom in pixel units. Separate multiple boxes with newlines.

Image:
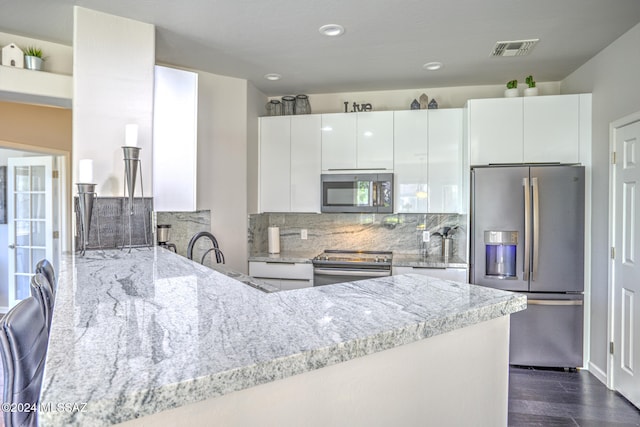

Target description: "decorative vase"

left=24, top=55, right=43, bottom=71
left=524, top=87, right=539, bottom=97
left=504, top=88, right=519, bottom=98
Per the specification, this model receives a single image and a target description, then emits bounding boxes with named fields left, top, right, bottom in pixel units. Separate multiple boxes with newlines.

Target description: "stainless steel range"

left=312, top=250, right=393, bottom=286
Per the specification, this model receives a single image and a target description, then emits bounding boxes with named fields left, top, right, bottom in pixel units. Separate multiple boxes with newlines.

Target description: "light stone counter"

left=40, top=247, right=525, bottom=426
left=392, top=253, right=468, bottom=269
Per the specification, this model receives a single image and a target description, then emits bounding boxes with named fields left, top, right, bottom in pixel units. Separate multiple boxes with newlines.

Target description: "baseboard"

left=588, top=361, right=608, bottom=386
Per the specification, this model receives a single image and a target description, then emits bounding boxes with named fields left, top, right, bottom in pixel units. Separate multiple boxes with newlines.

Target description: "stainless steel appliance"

left=470, top=165, right=585, bottom=368
left=312, top=250, right=392, bottom=286
left=321, top=173, right=393, bottom=213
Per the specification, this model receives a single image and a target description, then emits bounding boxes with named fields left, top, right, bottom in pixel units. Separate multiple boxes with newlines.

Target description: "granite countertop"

left=392, top=253, right=468, bottom=269
left=40, top=247, right=524, bottom=426
left=248, top=251, right=468, bottom=269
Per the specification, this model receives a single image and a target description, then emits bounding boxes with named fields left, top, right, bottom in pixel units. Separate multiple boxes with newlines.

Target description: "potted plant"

left=524, top=75, right=538, bottom=96
left=504, top=80, right=518, bottom=97
left=24, top=46, right=44, bottom=71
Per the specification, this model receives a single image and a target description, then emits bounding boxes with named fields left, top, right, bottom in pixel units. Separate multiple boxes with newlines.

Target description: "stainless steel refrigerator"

left=470, top=165, right=585, bottom=368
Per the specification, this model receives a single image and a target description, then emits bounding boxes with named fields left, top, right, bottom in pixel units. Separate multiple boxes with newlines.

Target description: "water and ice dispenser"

left=484, top=231, right=517, bottom=279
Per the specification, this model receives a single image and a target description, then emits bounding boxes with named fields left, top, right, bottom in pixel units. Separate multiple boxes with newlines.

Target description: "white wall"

left=268, top=82, right=561, bottom=113
left=247, top=82, right=265, bottom=215
left=72, top=7, right=155, bottom=197
left=195, top=71, right=265, bottom=274
left=561, top=22, right=640, bottom=378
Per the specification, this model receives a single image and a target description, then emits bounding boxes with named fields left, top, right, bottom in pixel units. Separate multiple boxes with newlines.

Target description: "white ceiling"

left=1, top=0, right=640, bottom=95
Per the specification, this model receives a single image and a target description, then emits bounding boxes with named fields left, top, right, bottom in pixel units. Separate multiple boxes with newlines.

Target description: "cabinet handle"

left=265, top=261, right=296, bottom=265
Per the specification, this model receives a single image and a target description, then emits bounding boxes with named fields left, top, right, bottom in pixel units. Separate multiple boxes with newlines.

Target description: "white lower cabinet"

left=249, top=261, right=314, bottom=290
left=392, top=266, right=468, bottom=283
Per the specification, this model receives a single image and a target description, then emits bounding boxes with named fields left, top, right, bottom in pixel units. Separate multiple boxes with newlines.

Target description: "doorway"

left=0, top=147, right=67, bottom=313
left=609, top=111, right=640, bottom=408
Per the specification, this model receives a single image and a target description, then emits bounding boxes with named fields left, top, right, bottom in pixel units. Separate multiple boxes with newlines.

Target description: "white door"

left=7, top=156, right=53, bottom=309
left=612, top=119, right=640, bottom=407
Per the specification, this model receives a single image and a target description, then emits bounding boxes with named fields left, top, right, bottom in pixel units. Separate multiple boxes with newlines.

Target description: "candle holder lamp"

left=122, top=146, right=148, bottom=251
left=76, top=183, right=96, bottom=256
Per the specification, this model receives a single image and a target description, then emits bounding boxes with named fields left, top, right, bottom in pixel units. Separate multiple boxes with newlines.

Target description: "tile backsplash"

left=155, top=210, right=211, bottom=257
left=249, top=213, right=467, bottom=260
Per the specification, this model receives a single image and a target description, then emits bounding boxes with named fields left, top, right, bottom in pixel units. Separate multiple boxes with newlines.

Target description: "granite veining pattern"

left=40, top=248, right=525, bottom=426
left=248, top=212, right=468, bottom=260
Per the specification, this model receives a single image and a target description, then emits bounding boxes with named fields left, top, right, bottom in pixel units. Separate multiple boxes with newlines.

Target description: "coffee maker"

left=156, top=224, right=177, bottom=252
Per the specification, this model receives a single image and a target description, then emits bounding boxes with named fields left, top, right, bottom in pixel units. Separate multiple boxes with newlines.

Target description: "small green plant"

left=506, top=80, right=518, bottom=89
left=525, top=75, right=536, bottom=88
left=24, top=46, right=43, bottom=59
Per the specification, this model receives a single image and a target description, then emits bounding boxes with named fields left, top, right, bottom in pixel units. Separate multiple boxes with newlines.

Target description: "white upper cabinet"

left=393, top=109, right=463, bottom=213
left=356, top=111, right=394, bottom=170
left=468, top=98, right=523, bottom=165
left=321, top=111, right=393, bottom=171
left=468, top=94, right=587, bottom=165
left=259, top=115, right=321, bottom=213
left=321, top=113, right=357, bottom=170
left=260, top=116, right=291, bottom=212
left=428, top=109, right=463, bottom=213
left=393, top=110, right=429, bottom=213
left=523, top=95, right=580, bottom=163
left=290, top=115, right=322, bottom=212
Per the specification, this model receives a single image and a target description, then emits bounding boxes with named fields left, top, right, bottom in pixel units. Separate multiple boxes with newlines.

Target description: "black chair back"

left=0, top=297, right=48, bottom=427
left=35, top=259, right=56, bottom=297
left=30, top=273, right=55, bottom=331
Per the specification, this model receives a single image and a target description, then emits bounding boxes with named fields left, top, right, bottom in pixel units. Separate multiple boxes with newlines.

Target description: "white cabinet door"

left=249, top=261, right=314, bottom=290
left=260, top=117, right=290, bottom=212
left=357, top=111, right=394, bottom=169
left=468, top=98, right=523, bottom=165
left=321, top=113, right=357, bottom=170
left=524, top=94, right=580, bottom=163
left=393, top=110, right=429, bottom=213
left=291, top=115, right=322, bottom=212
left=428, top=109, right=463, bottom=213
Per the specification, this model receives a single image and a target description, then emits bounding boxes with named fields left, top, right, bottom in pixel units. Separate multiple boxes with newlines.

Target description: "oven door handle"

left=313, top=268, right=391, bottom=277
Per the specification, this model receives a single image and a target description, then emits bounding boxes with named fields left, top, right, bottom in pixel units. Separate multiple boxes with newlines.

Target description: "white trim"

left=580, top=94, right=593, bottom=370
left=588, top=360, right=608, bottom=385
left=607, top=110, right=640, bottom=390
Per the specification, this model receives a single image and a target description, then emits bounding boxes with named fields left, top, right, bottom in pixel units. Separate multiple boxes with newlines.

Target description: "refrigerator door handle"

left=523, top=177, right=531, bottom=281
left=527, top=299, right=583, bottom=306
left=532, top=177, right=540, bottom=281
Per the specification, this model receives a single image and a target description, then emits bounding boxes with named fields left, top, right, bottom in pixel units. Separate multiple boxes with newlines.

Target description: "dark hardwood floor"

left=509, top=366, right=640, bottom=426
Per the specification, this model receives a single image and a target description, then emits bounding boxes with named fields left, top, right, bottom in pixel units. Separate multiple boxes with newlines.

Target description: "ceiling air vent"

left=491, top=39, right=539, bottom=57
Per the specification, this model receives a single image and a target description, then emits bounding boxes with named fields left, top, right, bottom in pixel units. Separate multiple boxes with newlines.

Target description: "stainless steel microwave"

left=321, top=173, right=393, bottom=213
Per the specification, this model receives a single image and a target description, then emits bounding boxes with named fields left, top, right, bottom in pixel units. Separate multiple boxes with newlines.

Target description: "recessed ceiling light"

left=264, top=73, right=282, bottom=81
left=319, top=24, right=345, bottom=37
left=422, top=62, right=443, bottom=71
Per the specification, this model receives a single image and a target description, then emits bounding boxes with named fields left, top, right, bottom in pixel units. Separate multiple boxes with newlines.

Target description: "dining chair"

left=35, top=259, right=56, bottom=297
left=29, top=273, right=55, bottom=331
left=0, top=296, right=49, bottom=427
